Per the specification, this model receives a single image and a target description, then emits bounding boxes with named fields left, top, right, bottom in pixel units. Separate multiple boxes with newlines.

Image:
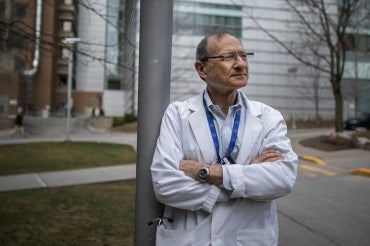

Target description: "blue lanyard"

left=203, top=94, right=241, bottom=164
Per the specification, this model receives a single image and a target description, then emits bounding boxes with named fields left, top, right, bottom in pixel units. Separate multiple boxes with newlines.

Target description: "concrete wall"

left=76, top=0, right=106, bottom=91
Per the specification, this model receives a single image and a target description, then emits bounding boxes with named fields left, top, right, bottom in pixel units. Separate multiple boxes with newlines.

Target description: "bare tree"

left=0, top=1, right=135, bottom=71
left=244, top=0, right=367, bottom=132
left=1, top=0, right=137, bottom=115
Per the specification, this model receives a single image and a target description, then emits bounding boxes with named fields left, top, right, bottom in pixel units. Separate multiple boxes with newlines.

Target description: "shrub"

left=112, top=113, right=137, bottom=127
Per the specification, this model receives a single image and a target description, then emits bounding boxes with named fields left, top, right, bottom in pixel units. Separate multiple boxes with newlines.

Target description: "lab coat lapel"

left=188, top=96, right=216, bottom=162
left=236, top=102, right=263, bottom=163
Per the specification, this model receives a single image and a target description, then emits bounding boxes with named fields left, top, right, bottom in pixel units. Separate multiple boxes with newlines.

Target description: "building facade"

left=169, top=0, right=335, bottom=121
left=1, top=0, right=369, bottom=122
left=0, top=0, right=137, bottom=119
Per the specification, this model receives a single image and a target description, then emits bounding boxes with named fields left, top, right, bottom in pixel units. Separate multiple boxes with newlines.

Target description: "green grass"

left=0, top=141, right=137, bottom=245
left=0, top=181, right=135, bottom=245
left=0, top=142, right=136, bottom=175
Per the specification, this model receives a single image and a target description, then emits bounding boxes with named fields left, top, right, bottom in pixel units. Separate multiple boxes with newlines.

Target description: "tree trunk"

left=332, top=77, right=344, bottom=132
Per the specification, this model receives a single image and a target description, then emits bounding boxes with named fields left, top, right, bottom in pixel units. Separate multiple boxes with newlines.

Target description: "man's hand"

left=251, top=150, right=283, bottom=164
left=179, top=150, right=282, bottom=185
left=179, top=160, right=223, bottom=185
left=179, top=160, right=203, bottom=180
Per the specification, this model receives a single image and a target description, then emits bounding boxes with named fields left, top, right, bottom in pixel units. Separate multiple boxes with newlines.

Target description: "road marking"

left=350, top=168, right=370, bottom=177
left=299, top=164, right=337, bottom=176
left=300, top=155, right=327, bottom=165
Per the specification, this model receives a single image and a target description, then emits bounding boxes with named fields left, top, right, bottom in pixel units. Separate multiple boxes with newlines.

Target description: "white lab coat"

left=151, top=92, right=298, bottom=246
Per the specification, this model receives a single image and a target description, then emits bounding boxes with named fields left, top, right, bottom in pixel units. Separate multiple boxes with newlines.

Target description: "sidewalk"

left=1, top=116, right=369, bottom=192
left=0, top=164, right=136, bottom=192
left=0, top=116, right=138, bottom=192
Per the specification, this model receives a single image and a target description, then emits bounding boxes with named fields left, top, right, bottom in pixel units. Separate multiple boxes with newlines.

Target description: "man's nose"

left=234, top=55, right=248, bottom=68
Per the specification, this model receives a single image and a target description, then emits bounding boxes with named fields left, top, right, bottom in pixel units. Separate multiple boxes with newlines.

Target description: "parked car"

left=344, top=113, right=370, bottom=130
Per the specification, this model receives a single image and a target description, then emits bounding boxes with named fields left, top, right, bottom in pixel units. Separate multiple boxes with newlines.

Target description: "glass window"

left=59, top=76, right=67, bottom=87
left=107, top=79, right=121, bottom=90
left=15, top=3, right=28, bottom=18
left=62, top=48, right=69, bottom=59
left=63, top=21, right=72, bottom=32
left=345, top=33, right=370, bottom=52
left=105, top=0, right=123, bottom=90
left=173, top=1, right=242, bottom=37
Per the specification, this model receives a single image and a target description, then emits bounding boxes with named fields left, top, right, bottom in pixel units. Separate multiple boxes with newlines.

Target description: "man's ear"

left=194, top=61, right=207, bottom=81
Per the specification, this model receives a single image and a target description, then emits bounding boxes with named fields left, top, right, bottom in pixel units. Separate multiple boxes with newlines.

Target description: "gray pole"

left=134, top=0, right=173, bottom=245
left=288, top=67, right=298, bottom=129
left=63, top=38, right=80, bottom=141
left=66, top=48, right=73, bottom=141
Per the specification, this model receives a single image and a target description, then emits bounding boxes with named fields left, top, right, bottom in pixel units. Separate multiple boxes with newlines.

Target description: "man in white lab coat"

left=151, top=28, right=298, bottom=246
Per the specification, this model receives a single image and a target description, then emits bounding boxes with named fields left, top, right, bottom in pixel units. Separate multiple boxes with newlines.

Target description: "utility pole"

left=62, top=38, right=80, bottom=141
left=134, top=0, right=173, bottom=245
left=288, top=67, right=298, bottom=129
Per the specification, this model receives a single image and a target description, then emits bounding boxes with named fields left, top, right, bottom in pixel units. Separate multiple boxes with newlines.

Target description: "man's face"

left=196, top=34, right=249, bottom=95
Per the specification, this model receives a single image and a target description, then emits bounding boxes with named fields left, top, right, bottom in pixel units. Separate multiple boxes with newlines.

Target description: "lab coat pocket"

left=156, top=225, right=194, bottom=246
left=236, top=228, right=275, bottom=246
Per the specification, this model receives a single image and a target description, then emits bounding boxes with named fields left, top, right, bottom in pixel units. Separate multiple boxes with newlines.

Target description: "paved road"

left=280, top=129, right=370, bottom=246
left=278, top=157, right=370, bottom=246
left=0, top=116, right=137, bottom=147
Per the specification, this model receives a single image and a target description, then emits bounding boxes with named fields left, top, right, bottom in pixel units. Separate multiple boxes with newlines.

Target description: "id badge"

left=221, top=156, right=235, bottom=165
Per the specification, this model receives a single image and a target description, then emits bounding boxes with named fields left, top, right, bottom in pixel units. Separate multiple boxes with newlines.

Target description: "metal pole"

left=134, top=0, right=173, bottom=245
left=63, top=38, right=80, bottom=141
left=293, top=78, right=296, bottom=129
left=66, top=48, right=73, bottom=141
left=288, top=67, right=298, bottom=129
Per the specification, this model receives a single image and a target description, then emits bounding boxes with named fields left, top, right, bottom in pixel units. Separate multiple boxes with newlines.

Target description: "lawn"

left=0, top=180, right=135, bottom=245
left=0, top=141, right=137, bottom=245
left=0, top=142, right=136, bottom=175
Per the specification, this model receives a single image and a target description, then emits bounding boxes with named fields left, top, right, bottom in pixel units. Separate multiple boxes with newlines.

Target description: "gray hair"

left=195, top=27, right=237, bottom=61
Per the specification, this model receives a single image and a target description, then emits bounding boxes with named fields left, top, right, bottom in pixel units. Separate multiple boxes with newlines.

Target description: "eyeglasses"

left=200, top=52, right=254, bottom=62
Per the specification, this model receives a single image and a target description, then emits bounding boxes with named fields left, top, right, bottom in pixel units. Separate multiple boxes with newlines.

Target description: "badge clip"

left=221, top=156, right=235, bottom=165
